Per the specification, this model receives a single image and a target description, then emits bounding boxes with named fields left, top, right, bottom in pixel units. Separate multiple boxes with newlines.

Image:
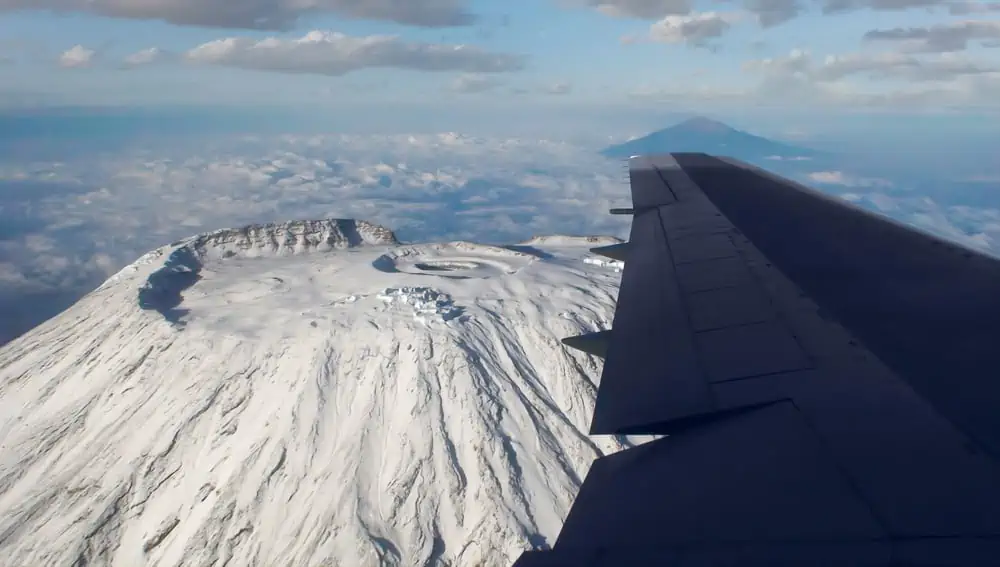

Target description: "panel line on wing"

left=692, top=318, right=780, bottom=335
left=696, top=320, right=813, bottom=382
left=725, top=228, right=822, bottom=373
left=654, top=204, right=721, bottom=405
left=627, top=156, right=678, bottom=207
left=653, top=161, right=680, bottom=202
left=711, top=367, right=816, bottom=386
left=783, top=396, right=895, bottom=537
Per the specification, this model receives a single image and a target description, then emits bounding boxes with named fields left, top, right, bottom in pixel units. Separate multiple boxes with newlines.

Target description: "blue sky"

left=1, top=0, right=999, bottom=112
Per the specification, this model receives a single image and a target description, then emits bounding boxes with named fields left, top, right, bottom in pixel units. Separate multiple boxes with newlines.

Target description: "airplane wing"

left=513, top=153, right=1000, bottom=566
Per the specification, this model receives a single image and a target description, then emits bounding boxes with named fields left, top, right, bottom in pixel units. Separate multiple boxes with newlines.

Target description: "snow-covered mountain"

left=0, top=219, right=641, bottom=567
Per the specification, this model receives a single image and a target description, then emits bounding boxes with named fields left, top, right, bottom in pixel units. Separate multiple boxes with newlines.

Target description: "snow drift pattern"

left=0, top=220, right=642, bottom=567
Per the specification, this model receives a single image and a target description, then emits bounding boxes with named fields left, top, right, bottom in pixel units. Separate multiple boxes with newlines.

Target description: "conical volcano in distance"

left=601, top=116, right=820, bottom=161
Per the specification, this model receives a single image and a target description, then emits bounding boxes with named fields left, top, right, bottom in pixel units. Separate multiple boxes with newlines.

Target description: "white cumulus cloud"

left=58, top=45, right=95, bottom=68
left=123, top=47, right=165, bottom=66
left=545, top=81, right=573, bottom=95
left=808, top=170, right=894, bottom=188
left=590, top=0, right=798, bottom=28
left=648, top=12, right=741, bottom=46
left=184, top=30, right=525, bottom=76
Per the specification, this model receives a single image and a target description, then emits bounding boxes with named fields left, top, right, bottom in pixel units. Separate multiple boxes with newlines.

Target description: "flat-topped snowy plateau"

left=0, top=219, right=640, bottom=567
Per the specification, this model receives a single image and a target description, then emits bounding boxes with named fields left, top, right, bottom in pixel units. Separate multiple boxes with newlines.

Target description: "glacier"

left=0, top=219, right=644, bottom=567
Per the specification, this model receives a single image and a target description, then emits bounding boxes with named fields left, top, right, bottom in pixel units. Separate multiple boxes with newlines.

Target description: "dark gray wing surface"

left=514, top=153, right=1000, bottom=566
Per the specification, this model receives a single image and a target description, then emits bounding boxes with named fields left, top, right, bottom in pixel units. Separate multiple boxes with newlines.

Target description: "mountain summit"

left=601, top=116, right=819, bottom=160
left=0, top=219, right=644, bottom=566
left=671, top=116, right=734, bottom=133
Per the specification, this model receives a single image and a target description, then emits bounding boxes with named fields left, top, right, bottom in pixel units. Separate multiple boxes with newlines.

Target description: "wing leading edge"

left=514, top=153, right=1000, bottom=566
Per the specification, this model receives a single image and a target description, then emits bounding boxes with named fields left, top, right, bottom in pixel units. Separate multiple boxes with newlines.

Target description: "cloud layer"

left=0, top=127, right=635, bottom=345
left=745, top=0, right=802, bottom=26
left=0, top=0, right=474, bottom=29
left=449, top=73, right=504, bottom=93
left=590, top=0, right=691, bottom=17
left=184, top=30, right=524, bottom=76
left=864, top=20, right=1000, bottom=52
left=746, top=48, right=999, bottom=82
left=735, top=47, right=1000, bottom=106
left=822, top=0, right=958, bottom=13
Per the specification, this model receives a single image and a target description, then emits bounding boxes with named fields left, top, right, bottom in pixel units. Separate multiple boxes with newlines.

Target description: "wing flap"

left=589, top=201, right=715, bottom=435
left=567, top=401, right=885, bottom=548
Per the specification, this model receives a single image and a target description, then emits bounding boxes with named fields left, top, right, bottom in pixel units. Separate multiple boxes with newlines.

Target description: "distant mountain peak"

left=674, top=116, right=734, bottom=133
left=601, top=117, right=819, bottom=160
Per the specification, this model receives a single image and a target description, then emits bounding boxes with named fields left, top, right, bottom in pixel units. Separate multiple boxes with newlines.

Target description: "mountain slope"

left=602, top=116, right=820, bottom=160
left=0, top=219, right=641, bottom=567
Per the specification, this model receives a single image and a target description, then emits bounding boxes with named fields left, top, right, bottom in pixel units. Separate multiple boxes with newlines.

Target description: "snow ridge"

left=138, top=219, right=397, bottom=319
left=188, top=219, right=398, bottom=260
